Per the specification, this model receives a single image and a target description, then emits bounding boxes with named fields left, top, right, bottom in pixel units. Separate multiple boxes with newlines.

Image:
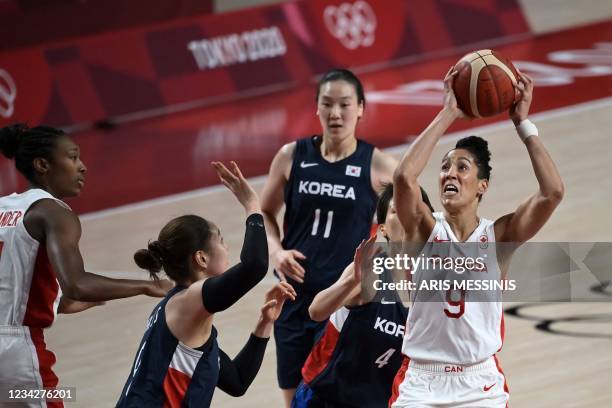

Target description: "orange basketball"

left=452, top=50, right=520, bottom=118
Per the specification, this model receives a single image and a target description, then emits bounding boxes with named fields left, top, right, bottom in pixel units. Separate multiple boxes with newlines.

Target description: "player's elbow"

left=393, top=167, right=407, bottom=185
left=242, top=255, right=268, bottom=279
left=61, top=281, right=87, bottom=301
left=544, top=182, right=565, bottom=206
left=308, top=309, right=323, bottom=322
left=393, top=168, right=417, bottom=192
left=260, top=208, right=274, bottom=222
left=61, top=275, right=96, bottom=301
left=552, top=182, right=565, bottom=203
left=308, top=305, right=327, bottom=322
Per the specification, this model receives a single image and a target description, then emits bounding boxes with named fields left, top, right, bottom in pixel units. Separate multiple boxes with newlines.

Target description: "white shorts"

left=0, top=326, right=61, bottom=408
left=389, top=355, right=509, bottom=408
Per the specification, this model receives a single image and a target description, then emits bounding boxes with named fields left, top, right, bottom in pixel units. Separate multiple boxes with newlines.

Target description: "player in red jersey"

left=0, top=124, right=171, bottom=408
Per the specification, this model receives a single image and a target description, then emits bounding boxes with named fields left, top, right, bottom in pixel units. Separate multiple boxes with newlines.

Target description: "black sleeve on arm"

left=216, top=334, right=269, bottom=397
left=201, top=213, right=268, bottom=313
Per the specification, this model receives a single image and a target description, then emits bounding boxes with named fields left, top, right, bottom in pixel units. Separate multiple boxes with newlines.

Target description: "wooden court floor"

left=44, top=98, right=612, bottom=407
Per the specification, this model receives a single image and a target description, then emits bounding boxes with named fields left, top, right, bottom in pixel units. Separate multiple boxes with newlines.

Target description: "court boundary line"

left=81, top=96, right=612, bottom=222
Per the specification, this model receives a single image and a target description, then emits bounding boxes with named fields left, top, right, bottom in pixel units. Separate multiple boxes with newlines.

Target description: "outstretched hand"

left=145, top=279, right=174, bottom=297
left=353, top=235, right=380, bottom=286
left=261, top=282, right=297, bottom=322
left=510, top=71, right=534, bottom=125
left=212, top=161, right=260, bottom=214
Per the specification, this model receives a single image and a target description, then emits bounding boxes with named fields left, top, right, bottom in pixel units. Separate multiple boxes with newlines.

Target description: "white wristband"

left=515, top=119, right=538, bottom=142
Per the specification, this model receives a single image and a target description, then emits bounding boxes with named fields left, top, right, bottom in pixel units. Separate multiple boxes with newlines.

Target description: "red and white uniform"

left=0, top=189, right=68, bottom=408
left=390, top=212, right=509, bottom=407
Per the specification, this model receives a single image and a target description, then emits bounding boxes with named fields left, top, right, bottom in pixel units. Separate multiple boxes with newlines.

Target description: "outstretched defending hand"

left=353, top=235, right=381, bottom=287
left=261, top=282, right=297, bottom=322
left=510, top=71, right=534, bottom=125
left=212, top=161, right=261, bottom=215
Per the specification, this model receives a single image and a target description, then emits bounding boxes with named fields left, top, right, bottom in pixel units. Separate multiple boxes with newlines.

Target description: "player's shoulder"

left=270, top=142, right=297, bottom=180
left=275, top=141, right=298, bottom=163
left=24, top=198, right=77, bottom=241
left=278, top=141, right=297, bottom=158
left=28, top=197, right=73, bottom=214
left=279, top=136, right=317, bottom=158
left=274, top=137, right=316, bottom=173
left=28, top=198, right=78, bottom=227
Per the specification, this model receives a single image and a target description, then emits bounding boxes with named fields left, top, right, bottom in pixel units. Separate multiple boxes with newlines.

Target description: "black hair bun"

left=134, top=241, right=164, bottom=274
left=0, top=124, right=27, bottom=159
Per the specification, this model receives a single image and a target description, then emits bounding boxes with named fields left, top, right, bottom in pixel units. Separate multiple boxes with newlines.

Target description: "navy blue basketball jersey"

left=117, top=286, right=220, bottom=408
left=282, top=136, right=378, bottom=293
left=301, top=299, right=408, bottom=407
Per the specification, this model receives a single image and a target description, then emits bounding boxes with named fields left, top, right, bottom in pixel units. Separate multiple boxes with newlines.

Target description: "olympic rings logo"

left=0, top=69, right=17, bottom=119
left=323, top=1, right=377, bottom=50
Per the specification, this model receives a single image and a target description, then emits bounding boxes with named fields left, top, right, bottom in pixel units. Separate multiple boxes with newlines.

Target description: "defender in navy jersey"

left=282, top=135, right=378, bottom=293
left=292, top=184, right=434, bottom=408
left=117, top=161, right=296, bottom=407
left=261, top=69, right=398, bottom=406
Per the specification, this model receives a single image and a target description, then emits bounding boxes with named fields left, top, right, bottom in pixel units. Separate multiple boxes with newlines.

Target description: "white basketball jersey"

left=402, top=212, right=504, bottom=364
left=0, top=189, right=70, bottom=327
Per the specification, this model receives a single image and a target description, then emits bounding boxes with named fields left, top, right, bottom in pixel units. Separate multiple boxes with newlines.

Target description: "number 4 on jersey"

left=375, top=348, right=396, bottom=368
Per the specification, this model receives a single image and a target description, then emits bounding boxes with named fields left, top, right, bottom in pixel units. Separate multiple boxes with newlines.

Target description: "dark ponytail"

left=134, top=215, right=214, bottom=282
left=134, top=241, right=164, bottom=279
left=0, top=123, right=26, bottom=159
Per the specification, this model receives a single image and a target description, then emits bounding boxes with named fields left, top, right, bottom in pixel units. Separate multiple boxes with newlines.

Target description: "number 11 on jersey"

left=311, top=208, right=334, bottom=238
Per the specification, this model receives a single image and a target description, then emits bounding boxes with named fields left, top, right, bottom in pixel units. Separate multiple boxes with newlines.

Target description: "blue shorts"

left=274, top=292, right=326, bottom=389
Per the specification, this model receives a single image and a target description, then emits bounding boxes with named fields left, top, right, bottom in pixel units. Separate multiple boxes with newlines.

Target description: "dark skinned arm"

left=57, top=296, right=105, bottom=314
left=26, top=199, right=170, bottom=302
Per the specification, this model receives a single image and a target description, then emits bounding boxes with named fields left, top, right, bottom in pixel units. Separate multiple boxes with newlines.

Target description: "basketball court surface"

left=1, top=1, right=611, bottom=407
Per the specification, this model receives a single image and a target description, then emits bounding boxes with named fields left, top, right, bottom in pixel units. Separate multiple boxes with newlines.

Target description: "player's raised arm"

left=217, top=282, right=296, bottom=396
left=494, top=74, right=564, bottom=243
left=172, top=161, right=268, bottom=320
left=309, top=236, right=380, bottom=321
left=394, top=69, right=462, bottom=239
left=309, top=262, right=359, bottom=322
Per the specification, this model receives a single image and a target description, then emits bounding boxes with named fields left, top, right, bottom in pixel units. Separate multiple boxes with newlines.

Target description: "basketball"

left=452, top=49, right=520, bottom=118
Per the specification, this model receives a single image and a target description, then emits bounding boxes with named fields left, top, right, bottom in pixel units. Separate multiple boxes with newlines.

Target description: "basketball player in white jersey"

left=388, top=69, right=564, bottom=407
left=0, top=124, right=170, bottom=408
